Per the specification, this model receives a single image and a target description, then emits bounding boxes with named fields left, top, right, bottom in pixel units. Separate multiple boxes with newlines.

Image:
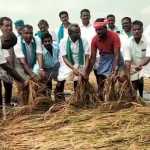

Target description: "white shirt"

left=57, top=37, right=90, bottom=81
left=119, top=31, right=133, bottom=58
left=60, top=37, right=90, bottom=65
left=80, top=23, right=100, bottom=70
left=14, top=38, right=42, bottom=59
left=124, top=36, right=150, bottom=80
left=55, top=26, right=68, bottom=43
left=80, top=23, right=96, bottom=47
left=0, top=40, right=7, bottom=64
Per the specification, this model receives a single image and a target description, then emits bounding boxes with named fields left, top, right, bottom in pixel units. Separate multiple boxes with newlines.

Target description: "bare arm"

left=84, top=55, right=89, bottom=69
left=19, top=58, right=35, bottom=77
left=84, top=47, right=97, bottom=77
left=139, top=57, right=150, bottom=67
left=0, top=63, right=25, bottom=82
left=125, top=61, right=131, bottom=78
left=37, top=53, right=43, bottom=69
left=113, top=47, right=120, bottom=71
left=63, top=56, right=74, bottom=70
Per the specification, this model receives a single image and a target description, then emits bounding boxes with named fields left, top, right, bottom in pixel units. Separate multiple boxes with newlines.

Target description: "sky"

left=0, top=0, right=150, bottom=32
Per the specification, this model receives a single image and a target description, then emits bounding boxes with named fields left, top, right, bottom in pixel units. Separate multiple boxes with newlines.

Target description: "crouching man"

left=0, top=32, right=27, bottom=106
left=56, top=23, right=90, bottom=101
left=40, top=32, right=60, bottom=95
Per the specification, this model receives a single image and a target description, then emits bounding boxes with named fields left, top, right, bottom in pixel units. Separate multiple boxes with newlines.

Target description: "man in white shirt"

left=80, top=9, right=95, bottom=45
left=14, top=25, right=44, bottom=80
left=55, top=10, right=72, bottom=94
left=80, top=9, right=99, bottom=83
left=124, top=20, right=150, bottom=97
left=55, top=24, right=89, bottom=101
left=0, top=17, right=14, bottom=106
left=0, top=32, right=26, bottom=106
left=107, top=14, right=120, bottom=33
left=119, top=17, right=132, bottom=57
left=56, top=11, right=71, bottom=43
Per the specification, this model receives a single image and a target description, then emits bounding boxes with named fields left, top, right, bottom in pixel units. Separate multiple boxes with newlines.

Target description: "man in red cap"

left=82, top=18, right=121, bottom=100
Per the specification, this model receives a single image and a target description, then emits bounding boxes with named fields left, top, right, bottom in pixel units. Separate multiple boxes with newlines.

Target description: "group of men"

left=0, top=9, right=150, bottom=106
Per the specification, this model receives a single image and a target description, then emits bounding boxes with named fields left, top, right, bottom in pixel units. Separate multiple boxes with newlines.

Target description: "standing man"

left=56, top=24, right=89, bottom=100
left=107, top=14, right=120, bottom=33
left=83, top=18, right=121, bottom=100
left=35, top=19, right=56, bottom=41
left=56, top=11, right=71, bottom=43
left=56, top=11, right=71, bottom=96
left=124, top=20, right=150, bottom=97
left=119, top=17, right=132, bottom=57
left=79, top=9, right=99, bottom=83
left=80, top=9, right=95, bottom=45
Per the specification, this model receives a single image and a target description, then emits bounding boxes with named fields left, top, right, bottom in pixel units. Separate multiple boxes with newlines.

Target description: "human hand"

left=39, top=69, right=46, bottom=80
left=135, top=65, right=142, bottom=71
left=73, top=68, right=80, bottom=76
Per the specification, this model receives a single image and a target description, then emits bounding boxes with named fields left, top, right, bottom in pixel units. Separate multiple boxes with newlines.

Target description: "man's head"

left=121, top=17, right=132, bottom=33
left=1, top=32, right=17, bottom=49
left=80, top=9, right=91, bottom=26
left=41, top=32, right=53, bottom=51
left=68, top=24, right=81, bottom=42
left=107, top=14, right=115, bottom=30
left=132, top=20, right=143, bottom=39
left=14, top=19, right=24, bottom=35
left=94, top=18, right=108, bottom=39
left=0, top=17, right=12, bottom=34
left=59, top=11, right=69, bottom=25
left=22, top=25, right=33, bottom=43
left=38, top=19, right=49, bottom=32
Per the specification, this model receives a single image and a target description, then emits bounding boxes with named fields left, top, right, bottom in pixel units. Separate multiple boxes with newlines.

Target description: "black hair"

left=107, top=14, right=115, bottom=19
left=59, top=11, right=68, bottom=18
left=41, top=32, right=52, bottom=43
left=80, top=9, right=90, bottom=15
left=23, top=24, right=33, bottom=30
left=121, top=17, right=132, bottom=23
left=132, top=20, right=143, bottom=28
left=0, top=17, right=12, bottom=26
left=38, top=19, right=49, bottom=27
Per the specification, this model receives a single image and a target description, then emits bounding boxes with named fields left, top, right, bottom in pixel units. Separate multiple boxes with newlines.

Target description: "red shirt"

left=91, top=31, right=121, bottom=54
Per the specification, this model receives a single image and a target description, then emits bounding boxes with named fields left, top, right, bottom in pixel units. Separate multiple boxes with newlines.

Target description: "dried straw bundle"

left=69, top=79, right=99, bottom=108
left=14, top=80, right=53, bottom=114
left=103, top=74, right=137, bottom=102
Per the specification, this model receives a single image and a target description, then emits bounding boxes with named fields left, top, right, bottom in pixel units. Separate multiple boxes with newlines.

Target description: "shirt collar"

left=43, top=45, right=54, bottom=54
left=80, top=23, right=92, bottom=28
left=22, top=39, right=34, bottom=45
left=121, top=30, right=132, bottom=37
left=131, top=35, right=145, bottom=44
left=68, top=36, right=79, bottom=44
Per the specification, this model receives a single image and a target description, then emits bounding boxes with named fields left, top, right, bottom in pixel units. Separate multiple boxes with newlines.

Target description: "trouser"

left=132, top=78, right=144, bottom=97
left=47, top=80, right=52, bottom=90
left=94, top=69, right=99, bottom=86
left=54, top=80, right=78, bottom=102
left=97, top=74, right=107, bottom=100
left=0, top=80, right=12, bottom=105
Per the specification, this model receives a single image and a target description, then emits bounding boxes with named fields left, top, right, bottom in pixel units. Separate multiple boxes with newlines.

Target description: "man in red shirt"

left=82, top=18, right=121, bottom=99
